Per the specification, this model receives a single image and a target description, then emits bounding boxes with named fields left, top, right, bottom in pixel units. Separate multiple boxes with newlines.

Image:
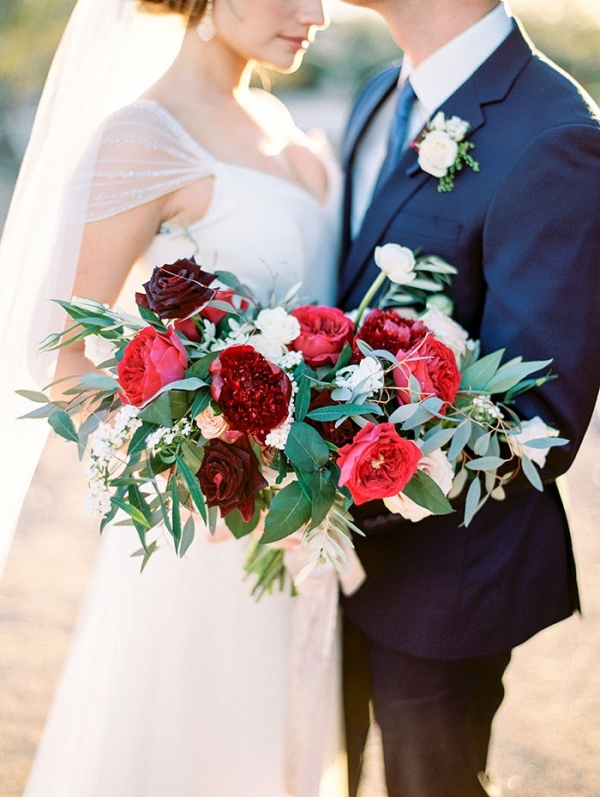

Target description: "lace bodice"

left=87, top=100, right=342, bottom=307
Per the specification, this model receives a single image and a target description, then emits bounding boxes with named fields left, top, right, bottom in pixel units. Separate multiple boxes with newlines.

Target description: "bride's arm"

left=50, top=195, right=166, bottom=399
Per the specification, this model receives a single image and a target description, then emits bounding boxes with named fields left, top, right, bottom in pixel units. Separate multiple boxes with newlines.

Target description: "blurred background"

left=1, top=1, right=599, bottom=796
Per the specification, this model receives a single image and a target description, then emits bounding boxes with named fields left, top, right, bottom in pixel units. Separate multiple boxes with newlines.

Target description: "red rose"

left=198, top=436, right=268, bottom=521
left=353, top=308, right=427, bottom=361
left=173, top=317, right=202, bottom=342
left=200, top=289, right=241, bottom=324
left=209, top=345, right=292, bottom=443
left=135, top=258, right=217, bottom=319
left=291, top=305, right=354, bottom=367
left=305, top=390, right=356, bottom=448
left=117, top=325, right=187, bottom=406
left=392, top=334, right=461, bottom=408
left=337, top=422, right=421, bottom=505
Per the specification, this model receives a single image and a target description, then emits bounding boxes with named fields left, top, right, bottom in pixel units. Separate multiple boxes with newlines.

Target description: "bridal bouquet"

left=21, top=247, right=566, bottom=594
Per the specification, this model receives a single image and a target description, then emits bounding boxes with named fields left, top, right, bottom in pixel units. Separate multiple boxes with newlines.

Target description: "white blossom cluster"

left=146, top=417, right=194, bottom=454
left=264, top=379, right=298, bottom=450
left=84, top=405, right=142, bottom=517
left=472, top=395, right=504, bottom=422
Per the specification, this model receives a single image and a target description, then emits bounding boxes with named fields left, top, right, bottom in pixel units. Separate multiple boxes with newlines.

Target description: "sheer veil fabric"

left=0, top=0, right=186, bottom=577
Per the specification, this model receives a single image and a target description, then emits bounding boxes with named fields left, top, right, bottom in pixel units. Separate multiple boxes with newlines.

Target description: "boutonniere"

left=412, top=112, right=479, bottom=193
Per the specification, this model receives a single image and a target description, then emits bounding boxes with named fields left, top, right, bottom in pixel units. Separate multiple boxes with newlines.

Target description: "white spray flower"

left=374, top=243, right=417, bottom=285
left=508, top=416, right=556, bottom=468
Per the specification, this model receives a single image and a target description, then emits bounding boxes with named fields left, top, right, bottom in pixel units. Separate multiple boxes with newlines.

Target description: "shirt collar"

left=401, top=3, right=515, bottom=117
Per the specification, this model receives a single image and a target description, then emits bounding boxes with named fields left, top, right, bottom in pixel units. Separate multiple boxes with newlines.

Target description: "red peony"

left=117, top=325, right=187, bottom=406
left=353, top=308, right=427, bottom=361
left=291, top=305, right=354, bottom=367
left=209, top=345, right=292, bottom=443
left=392, top=334, right=461, bottom=409
left=198, top=436, right=268, bottom=521
left=305, top=390, right=356, bottom=448
left=337, top=422, right=421, bottom=505
left=135, top=258, right=217, bottom=319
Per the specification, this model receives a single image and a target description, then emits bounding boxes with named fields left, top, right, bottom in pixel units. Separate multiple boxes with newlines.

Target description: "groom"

left=337, top=1, right=600, bottom=795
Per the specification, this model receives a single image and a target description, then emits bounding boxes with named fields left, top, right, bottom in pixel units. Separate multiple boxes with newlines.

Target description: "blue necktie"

left=374, top=79, right=416, bottom=194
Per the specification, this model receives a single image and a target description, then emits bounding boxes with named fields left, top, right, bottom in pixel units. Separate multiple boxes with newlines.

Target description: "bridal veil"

left=0, top=0, right=186, bottom=577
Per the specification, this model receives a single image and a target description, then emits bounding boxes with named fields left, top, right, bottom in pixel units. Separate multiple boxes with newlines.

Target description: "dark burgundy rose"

left=305, top=389, right=356, bottom=448
left=209, top=345, right=292, bottom=443
left=198, top=436, right=268, bottom=521
left=353, top=308, right=427, bottom=361
left=135, top=258, right=217, bottom=319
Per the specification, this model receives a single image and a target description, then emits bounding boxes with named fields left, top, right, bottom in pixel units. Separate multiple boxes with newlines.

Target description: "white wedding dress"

left=22, top=100, right=347, bottom=797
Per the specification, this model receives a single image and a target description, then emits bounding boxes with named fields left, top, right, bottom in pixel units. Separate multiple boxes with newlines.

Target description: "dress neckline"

left=133, top=98, right=331, bottom=208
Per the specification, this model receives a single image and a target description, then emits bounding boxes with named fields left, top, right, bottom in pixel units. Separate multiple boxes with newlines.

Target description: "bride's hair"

left=139, top=0, right=207, bottom=18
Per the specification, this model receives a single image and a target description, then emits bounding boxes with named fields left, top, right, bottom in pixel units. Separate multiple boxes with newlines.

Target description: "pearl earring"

left=197, top=0, right=217, bottom=42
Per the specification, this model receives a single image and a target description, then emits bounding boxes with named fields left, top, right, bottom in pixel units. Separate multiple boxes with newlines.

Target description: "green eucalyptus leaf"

left=464, top=476, right=482, bottom=527
left=306, top=402, right=382, bottom=422
left=138, top=393, right=173, bottom=426
left=224, top=505, right=261, bottom=539
left=260, top=482, right=311, bottom=543
left=460, top=350, right=505, bottom=391
left=309, top=469, right=336, bottom=527
left=284, top=422, right=330, bottom=472
left=448, top=420, right=472, bottom=461
left=294, top=375, right=312, bottom=422
left=48, top=408, right=79, bottom=443
left=521, top=455, right=543, bottom=491
left=179, top=516, right=196, bottom=557
left=465, top=456, right=505, bottom=471
left=419, top=427, right=456, bottom=457
left=16, top=389, right=50, bottom=403
left=175, top=454, right=207, bottom=522
left=484, top=359, right=552, bottom=394
left=402, top=470, right=454, bottom=515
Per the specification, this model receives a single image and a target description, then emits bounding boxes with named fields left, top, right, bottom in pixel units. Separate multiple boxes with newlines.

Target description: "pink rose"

left=393, top=334, right=461, bottom=410
left=337, top=422, right=421, bottom=505
left=117, top=325, right=187, bottom=406
left=291, top=305, right=354, bottom=367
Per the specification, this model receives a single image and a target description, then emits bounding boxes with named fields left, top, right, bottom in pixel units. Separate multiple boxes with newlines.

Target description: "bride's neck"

left=163, top=27, right=254, bottom=101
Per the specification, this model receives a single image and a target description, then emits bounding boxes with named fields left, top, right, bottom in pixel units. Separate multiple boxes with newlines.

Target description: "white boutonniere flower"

left=414, top=112, right=479, bottom=192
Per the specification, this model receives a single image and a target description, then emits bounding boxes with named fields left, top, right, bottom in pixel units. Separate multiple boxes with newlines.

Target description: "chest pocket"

left=387, top=210, right=463, bottom=246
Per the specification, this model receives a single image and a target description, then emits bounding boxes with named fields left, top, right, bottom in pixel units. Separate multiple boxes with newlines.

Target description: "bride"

left=0, top=0, right=348, bottom=795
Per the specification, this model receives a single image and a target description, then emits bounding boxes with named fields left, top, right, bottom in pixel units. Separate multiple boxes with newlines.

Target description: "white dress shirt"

left=351, top=2, right=515, bottom=237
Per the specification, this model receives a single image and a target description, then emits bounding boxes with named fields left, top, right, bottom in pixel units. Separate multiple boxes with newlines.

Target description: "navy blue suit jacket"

left=338, top=23, right=600, bottom=659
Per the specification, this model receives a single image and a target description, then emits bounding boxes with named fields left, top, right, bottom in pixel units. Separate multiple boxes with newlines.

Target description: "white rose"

left=255, top=307, right=301, bottom=345
left=383, top=448, right=454, bottom=522
left=84, top=334, right=117, bottom=367
left=420, top=305, right=470, bottom=361
left=249, top=333, right=286, bottom=363
left=508, top=416, right=554, bottom=467
left=418, top=130, right=459, bottom=178
left=374, top=243, right=416, bottom=285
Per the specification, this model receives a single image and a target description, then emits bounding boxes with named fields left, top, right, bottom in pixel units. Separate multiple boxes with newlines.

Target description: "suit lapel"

left=339, top=24, right=534, bottom=306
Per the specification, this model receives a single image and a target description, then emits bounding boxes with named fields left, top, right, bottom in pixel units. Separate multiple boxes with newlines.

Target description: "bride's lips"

left=279, top=35, right=310, bottom=51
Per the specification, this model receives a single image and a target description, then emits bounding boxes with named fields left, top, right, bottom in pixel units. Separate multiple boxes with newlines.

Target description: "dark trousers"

left=343, top=617, right=511, bottom=797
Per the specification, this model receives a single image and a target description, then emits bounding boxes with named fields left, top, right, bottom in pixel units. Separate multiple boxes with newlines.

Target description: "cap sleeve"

left=79, top=100, right=215, bottom=222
